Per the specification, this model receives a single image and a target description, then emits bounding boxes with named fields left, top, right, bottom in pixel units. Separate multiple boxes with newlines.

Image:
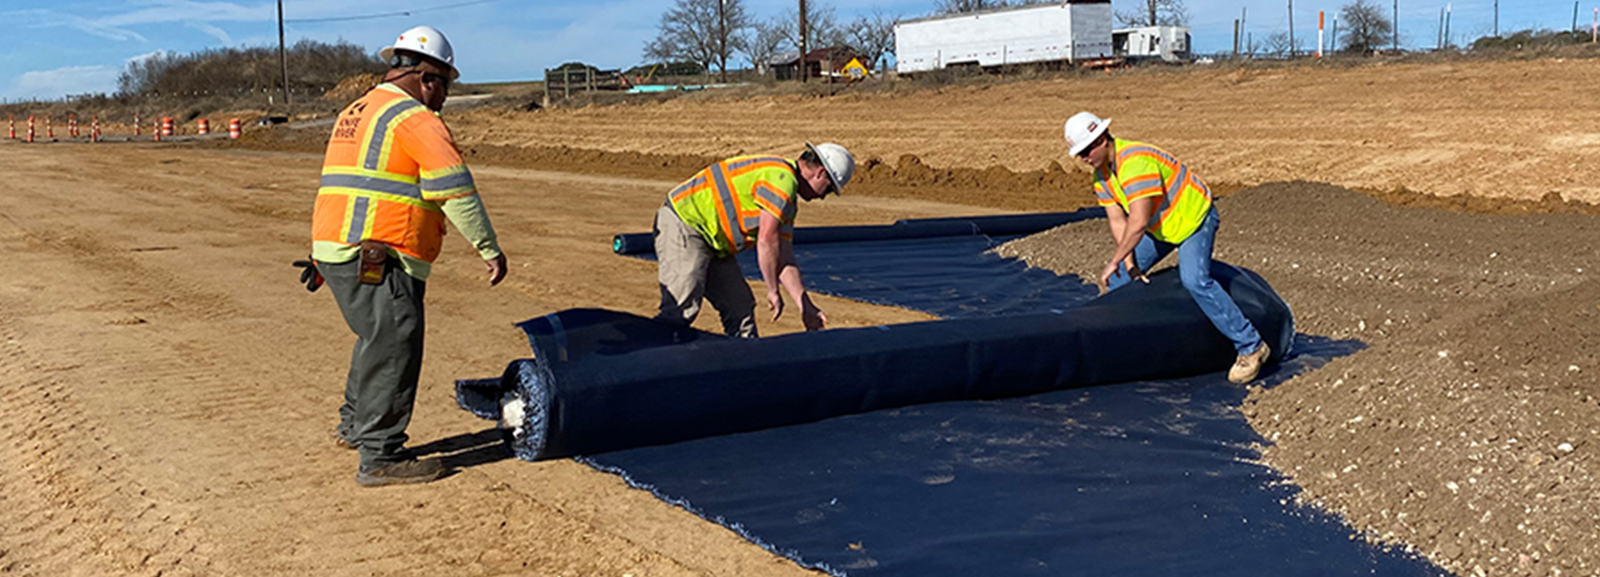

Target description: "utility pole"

left=799, top=0, right=808, bottom=83
left=1575, top=1, right=1582, bottom=32
left=1330, top=15, right=1338, bottom=53
left=277, top=0, right=291, bottom=107
left=1288, top=0, right=1296, bottom=58
left=1444, top=3, right=1451, bottom=49
left=1234, top=19, right=1241, bottom=57
left=1393, top=0, right=1399, bottom=52
left=1493, top=0, right=1498, bottom=36
left=1437, top=6, right=1444, bottom=49
left=718, top=0, right=727, bottom=83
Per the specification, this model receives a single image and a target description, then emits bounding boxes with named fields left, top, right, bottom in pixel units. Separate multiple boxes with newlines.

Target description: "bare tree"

left=745, top=19, right=791, bottom=72
left=934, top=0, right=1008, bottom=14
left=1338, top=0, right=1394, bottom=54
left=1115, top=0, right=1188, bottom=27
left=846, top=11, right=897, bottom=71
left=776, top=0, right=846, bottom=51
left=644, top=0, right=751, bottom=82
left=1261, top=31, right=1302, bottom=57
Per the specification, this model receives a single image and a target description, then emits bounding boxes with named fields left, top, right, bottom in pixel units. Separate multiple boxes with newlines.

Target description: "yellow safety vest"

left=668, top=156, right=799, bottom=256
left=1093, top=138, right=1214, bottom=244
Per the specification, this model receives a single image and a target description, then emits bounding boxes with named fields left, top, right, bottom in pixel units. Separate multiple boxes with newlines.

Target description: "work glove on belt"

left=292, top=258, right=324, bottom=292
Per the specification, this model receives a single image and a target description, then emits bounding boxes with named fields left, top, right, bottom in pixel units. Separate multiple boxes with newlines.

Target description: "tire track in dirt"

left=2, top=143, right=854, bottom=576
left=0, top=268, right=213, bottom=576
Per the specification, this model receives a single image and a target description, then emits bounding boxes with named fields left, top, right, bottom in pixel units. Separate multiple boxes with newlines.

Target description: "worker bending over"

left=1064, top=111, right=1271, bottom=384
left=300, top=26, right=507, bottom=486
left=654, top=143, right=854, bottom=337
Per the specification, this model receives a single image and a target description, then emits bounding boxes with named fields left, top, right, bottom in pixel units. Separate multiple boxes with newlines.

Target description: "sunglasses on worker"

left=1074, top=135, right=1103, bottom=159
left=421, top=72, right=451, bottom=89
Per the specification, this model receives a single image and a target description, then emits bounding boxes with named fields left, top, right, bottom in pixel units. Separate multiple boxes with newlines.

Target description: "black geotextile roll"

left=455, top=262, right=1294, bottom=461
left=610, top=209, right=1101, bottom=255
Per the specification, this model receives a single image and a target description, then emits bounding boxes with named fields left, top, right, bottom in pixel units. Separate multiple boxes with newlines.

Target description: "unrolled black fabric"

left=610, top=209, right=1101, bottom=255
left=456, top=262, right=1295, bottom=461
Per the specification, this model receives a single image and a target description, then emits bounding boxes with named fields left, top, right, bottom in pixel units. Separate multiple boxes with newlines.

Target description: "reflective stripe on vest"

left=668, top=156, right=798, bottom=256
left=1099, top=139, right=1213, bottom=244
left=312, top=85, right=455, bottom=262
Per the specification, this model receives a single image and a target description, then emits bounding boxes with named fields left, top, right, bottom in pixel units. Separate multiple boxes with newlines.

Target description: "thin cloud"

left=186, top=21, right=235, bottom=44
left=2, top=65, right=121, bottom=101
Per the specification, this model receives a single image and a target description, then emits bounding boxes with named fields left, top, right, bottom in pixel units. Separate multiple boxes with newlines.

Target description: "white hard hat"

left=805, top=142, right=855, bottom=194
left=1064, top=111, right=1111, bottom=156
left=380, top=25, right=459, bottom=80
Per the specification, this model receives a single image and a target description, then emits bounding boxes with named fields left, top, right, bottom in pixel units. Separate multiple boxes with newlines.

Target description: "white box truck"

left=894, top=1, right=1114, bottom=75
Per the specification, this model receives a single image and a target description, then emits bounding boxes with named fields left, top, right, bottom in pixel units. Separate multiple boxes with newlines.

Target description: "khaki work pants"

left=653, top=204, right=758, bottom=338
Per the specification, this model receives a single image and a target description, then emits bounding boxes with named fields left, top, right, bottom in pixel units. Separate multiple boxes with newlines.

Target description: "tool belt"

left=358, top=240, right=389, bottom=285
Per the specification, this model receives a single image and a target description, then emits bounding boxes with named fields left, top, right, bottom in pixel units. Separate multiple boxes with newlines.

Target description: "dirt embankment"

left=448, top=57, right=1600, bottom=205
left=998, top=182, right=1599, bottom=577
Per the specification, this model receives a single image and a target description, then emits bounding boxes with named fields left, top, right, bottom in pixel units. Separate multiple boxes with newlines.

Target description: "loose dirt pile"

left=448, top=58, right=1600, bottom=204
left=998, top=182, right=1599, bottom=577
left=224, top=126, right=1108, bottom=212
left=323, top=73, right=384, bottom=104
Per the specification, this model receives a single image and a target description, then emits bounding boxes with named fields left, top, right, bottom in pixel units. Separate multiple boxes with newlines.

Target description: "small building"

left=771, top=46, right=861, bottom=81
left=759, top=51, right=801, bottom=78
left=1113, top=26, right=1192, bottom=62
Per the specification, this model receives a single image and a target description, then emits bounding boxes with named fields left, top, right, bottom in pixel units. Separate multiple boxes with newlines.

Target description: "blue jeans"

left=1108, top=209, right=1263, bottom=355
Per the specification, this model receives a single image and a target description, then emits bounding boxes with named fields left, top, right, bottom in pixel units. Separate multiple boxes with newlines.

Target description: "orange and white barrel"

left=197, top=118, right=210, bottom=135
left=160, top=117, right=174, bottom=137
left=228, top=118, right=241, bottom=140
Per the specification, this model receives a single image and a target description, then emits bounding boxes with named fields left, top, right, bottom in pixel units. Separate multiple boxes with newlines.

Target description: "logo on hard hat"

left=1087, top=121, right=1099, bottom=132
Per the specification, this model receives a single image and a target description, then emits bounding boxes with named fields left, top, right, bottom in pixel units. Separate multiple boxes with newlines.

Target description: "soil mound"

left=323, top=73, right=383, bottom=103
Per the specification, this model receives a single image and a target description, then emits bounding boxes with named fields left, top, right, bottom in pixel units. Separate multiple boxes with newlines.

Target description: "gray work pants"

left=653, top=204, right=757, bottom=338
left=321, top=258, right=426, bottom=469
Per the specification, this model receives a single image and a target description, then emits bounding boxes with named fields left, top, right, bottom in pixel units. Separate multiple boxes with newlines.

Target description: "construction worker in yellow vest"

left=297, top=26, right=506, bottom=487
left=1064, top=111, right=1272, bottom=384
left=654, top=143, right=855, bottom=338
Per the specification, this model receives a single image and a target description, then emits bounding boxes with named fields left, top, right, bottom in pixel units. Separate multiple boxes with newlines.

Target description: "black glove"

left=293, top=258, right=324, bottom=292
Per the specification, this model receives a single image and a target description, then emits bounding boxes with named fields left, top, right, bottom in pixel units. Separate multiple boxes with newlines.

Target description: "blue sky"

left=0, top=0, right=1590, bottom=101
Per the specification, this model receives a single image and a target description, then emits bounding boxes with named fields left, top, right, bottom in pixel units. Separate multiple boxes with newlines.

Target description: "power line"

left=284, top=0, right=500, bottom=24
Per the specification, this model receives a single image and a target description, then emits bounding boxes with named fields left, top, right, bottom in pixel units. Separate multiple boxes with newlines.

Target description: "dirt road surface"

left=0, top=143, right=968, bottom=576
left=4, top=57, right=1599, bottom=577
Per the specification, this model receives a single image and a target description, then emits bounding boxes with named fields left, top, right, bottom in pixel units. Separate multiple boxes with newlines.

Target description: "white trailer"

left=1113, top=26, right=1193, bottom=62
left=894, top=1, right=1114, bottom=75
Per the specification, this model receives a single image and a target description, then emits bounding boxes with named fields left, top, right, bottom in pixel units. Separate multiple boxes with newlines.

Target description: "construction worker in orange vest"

left=655, top=143, right=855, bottom=337
left=296, top=26, right=506, bottom=487
left=1064, top=111, right=1272, bottom=384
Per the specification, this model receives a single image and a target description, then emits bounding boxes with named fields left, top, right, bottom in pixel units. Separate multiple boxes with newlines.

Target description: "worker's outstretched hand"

left=293, top=258, right=324, bottom=292
left=485, top=253, right=508, bottom=286
left=1098, top=259, right=1149, bottom=289
left=1125, top=261, right=1149, bottom=284
left=766, top=288, right=784, bottom=322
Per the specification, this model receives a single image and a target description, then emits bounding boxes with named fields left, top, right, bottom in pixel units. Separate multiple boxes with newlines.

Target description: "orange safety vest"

left=667, top=156, right=799, bottom=256
left=1093, top=138, right=1214, bottom=244
left=312, top=83, right=478, bottom=263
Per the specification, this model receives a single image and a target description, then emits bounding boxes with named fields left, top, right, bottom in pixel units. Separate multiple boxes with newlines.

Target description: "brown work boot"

left=356, top=458, right=446, bottom=487
left=1227, top=342, right=1271, bottom=384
